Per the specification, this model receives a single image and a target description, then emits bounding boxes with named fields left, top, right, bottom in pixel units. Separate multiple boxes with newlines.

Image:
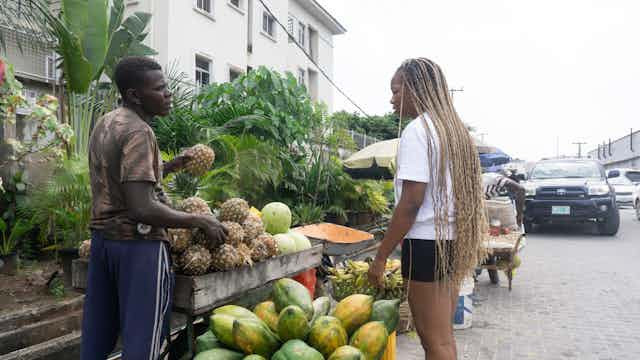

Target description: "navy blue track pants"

left=80, top=231, right=173, bottom=360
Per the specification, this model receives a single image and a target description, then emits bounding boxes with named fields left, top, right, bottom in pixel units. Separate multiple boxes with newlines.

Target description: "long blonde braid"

left=398, top=58, right=487, bottom=286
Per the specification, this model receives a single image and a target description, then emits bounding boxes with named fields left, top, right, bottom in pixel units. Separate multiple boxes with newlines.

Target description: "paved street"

left=398, top=208, right=640, bottom=360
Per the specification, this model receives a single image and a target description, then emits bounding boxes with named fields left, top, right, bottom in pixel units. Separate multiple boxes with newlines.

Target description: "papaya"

left=210, top=314, right=240, bottom=350
left=196, top=330, right=221, bottom=354
left=370, top=299, right=401, bottom=334
left=273, top=278, right=314, bottom=320
left=311, top=296, right=331, bottom=324
left=253, top=301, right=279, bottom=332
left=278, top=305, right=310, bottom=341
left=328, top=345, right=366, bottom=360
left=307, top=316, right=348, bottom=358
left=349, top=321, right=389, bottom=360
left=271, top=340, right=324, bottom=360
left=232, top=318, right=281, bottom=358
left=194, top=348, right=244, bottom=360
left=213, top=305, right=260, bottom=322
left=243, top=355, right=266, bottom=360
left=333, top=294, right=374, bottom=335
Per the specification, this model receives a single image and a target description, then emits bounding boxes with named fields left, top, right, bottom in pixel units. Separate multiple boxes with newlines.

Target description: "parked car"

left=523, top=159, right=619, bottom=235
left=634, top=185, right=640, bottom=220
left=606, top=168, right=640, bottom=207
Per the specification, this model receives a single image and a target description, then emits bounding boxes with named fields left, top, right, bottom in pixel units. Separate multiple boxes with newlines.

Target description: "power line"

left=257, top=0, right=370, bottom=117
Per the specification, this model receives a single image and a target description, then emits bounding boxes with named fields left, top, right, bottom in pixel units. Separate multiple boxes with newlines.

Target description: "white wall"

left=124, top=0, right=339, bottom=108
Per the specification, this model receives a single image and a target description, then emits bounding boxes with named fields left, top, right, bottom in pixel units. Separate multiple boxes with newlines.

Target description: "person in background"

left=81, top=56, right=227, bottom=360
left=368, top=58, right=487, bottom=360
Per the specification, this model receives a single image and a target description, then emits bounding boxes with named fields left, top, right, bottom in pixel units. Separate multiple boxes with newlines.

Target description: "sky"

left=319, top=0, right=640, bottom=161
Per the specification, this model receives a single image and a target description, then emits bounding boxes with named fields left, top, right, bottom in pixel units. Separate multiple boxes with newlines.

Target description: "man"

left=482, top=170, right=525, bottom=227
left=82, top=57, right=226, bottom=359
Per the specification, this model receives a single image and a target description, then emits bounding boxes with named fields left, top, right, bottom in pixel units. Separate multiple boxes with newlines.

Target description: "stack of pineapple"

left=168, top=197, right=279, bottom=276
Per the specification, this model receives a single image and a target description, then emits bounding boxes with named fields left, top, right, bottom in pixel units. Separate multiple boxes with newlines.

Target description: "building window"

left=298, top=22, right=305, bottom=46
left=45, top=54, right=59, bottom=81
left=197, top=0, right=212, bottom=13
left=195, top=55, right=212, bottom=87
left=297, top=68, right=305, bottom=87
left=287, top=16, right=294, bottom=42
left=229, top=0, right=240, bottom=8
left=262, top=11, right=276, bottom=37
left=229, top=68, right=242, bottom=82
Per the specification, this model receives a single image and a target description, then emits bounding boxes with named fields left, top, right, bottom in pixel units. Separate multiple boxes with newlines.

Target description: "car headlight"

left=524, top=184, right=537, bottom=197
left=588, top=185, right=610, bottom=196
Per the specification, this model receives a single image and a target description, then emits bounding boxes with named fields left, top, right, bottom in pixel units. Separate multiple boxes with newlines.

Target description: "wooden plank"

left=0, top=331, right=81, bottom=360
left=176, top=245, right=323, bottom=315
left=74, top=245, right=323, bottom=316
left=0, top=312, right=82, bottom=355
left=0, top=296, right=84, bottom=333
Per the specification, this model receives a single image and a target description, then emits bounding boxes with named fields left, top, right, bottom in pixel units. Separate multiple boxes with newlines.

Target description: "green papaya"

left=243, top=355, right=266, bottom=360
left=271, top=340, right=324, bottom=360
left=328, top=345, right=366, bottom=360
left=278, top=305, right=311, bottom=341
left=370, top=299, right=401, bottom=334
left=307, top=316, right=348, bottom=358
left=349, top=321, right=389, bottom=360
left=311, top=296, right=331, bottom=324
left=213, top=305, right=260, bottom=322
left=210, top=314, right=240, bottom=350
left=272, top=278, right=314, bottom=320
left=232, top=318, right=281, bottom=358
left=196, top=330, right=221, bottom=354
left=193, top=348, right=244, bottom=360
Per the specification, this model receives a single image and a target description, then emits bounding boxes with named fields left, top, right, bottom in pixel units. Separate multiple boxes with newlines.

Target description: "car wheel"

left=598, top=207, right=620, bottom=236
left=524, top=220, right=535, bottom=234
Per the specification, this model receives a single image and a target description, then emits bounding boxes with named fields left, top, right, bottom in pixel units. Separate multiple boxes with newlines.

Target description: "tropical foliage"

left=331, top=111, right=405, bottom=141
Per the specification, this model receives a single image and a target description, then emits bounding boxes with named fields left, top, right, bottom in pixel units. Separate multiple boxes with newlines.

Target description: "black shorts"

left=401, top=238, right=453, bottom=282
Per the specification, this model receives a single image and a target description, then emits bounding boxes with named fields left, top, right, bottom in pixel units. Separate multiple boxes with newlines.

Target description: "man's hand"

left=163, top=148, right=195, bottom=176
left=367, top=258, right=386, bottom=288
left=198, top=216, right=228, bottom=245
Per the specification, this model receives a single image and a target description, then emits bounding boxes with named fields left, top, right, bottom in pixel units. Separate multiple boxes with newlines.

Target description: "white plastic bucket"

left=453, top=277, right=474, bottom=330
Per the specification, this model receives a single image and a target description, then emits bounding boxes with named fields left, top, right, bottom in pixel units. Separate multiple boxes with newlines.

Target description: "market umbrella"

left=343, top=139, right=398, bottom=180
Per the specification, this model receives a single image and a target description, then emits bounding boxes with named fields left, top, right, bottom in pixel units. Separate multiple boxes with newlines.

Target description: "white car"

left=606, top=169, right=640, bottom=207
left=634, top=185, right=640, bottom=220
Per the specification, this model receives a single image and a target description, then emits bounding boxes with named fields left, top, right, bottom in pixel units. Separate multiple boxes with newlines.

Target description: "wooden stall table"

left=72, top=244, right=323, bottom=358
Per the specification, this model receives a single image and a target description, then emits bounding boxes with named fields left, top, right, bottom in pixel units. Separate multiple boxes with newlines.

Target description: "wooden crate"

left=72, top=244, right=323, bottom=316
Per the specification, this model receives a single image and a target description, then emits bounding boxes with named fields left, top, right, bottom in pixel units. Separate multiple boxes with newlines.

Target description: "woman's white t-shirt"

left=394, top=114, right=456, bottom=240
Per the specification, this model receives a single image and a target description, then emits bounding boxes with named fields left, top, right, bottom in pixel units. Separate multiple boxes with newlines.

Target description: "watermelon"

left=194, top=348, right=244, bottom=360
left=262, top=202, right=292, bottom=234
left=271, top=340, right=324, bottom=360
left=288, top=230, right=312, bottom=251
left=274, top=234, right=297, bottom=255
left=196, top=330, right=221, bottom=354
left=272, top=278, right=314, bottom=319
left=370, top=299, right=401, bottom=334
left=278, top=305, right=310, bottom=341
left=307, top=316, right=348, bottom=358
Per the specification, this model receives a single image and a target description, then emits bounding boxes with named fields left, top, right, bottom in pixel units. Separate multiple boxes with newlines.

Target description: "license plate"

left=551, top=206, right=571, bottom=215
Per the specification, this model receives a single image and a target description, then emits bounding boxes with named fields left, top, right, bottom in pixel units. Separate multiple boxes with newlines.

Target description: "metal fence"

left=349, top=130, right=381, bottom=149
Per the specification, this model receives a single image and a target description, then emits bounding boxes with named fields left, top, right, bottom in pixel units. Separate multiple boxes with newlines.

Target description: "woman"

left=368, top=58, right=486, bottom=360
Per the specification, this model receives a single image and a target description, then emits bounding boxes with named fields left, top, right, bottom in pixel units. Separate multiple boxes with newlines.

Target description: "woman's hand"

left=367, top=258, right=386, bottom=288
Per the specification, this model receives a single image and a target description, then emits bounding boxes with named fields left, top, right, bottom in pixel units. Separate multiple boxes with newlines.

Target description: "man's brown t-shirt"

left=89, top=107, right=168, bottom=241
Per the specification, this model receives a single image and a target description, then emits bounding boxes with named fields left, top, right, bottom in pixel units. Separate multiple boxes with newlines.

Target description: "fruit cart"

left=479, top=231, right=526, bottom=291
left=72, top=244, right=323, bottom=358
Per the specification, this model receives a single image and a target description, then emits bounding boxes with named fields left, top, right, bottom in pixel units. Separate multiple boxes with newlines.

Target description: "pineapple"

left=211, top=244, right=242, bottom=271
left=222, top=222, right=245, bottom=247
left=253, top=233, right=278, bottom=259
left=249, top=238, right=270, bottom=262
left=242, top=214, right=264, bottom=244
left=79, top=240, right=91, bottom=259
left=184, top=144, right=215, bottom=177
left=180, top=196, right=212, bottom=215
left=179, top=245, right=212, bottom=275
left=236, top=243, right=254, bottom=267
left=167, top=228, right=192, bottom=253
left=218, top=198, right=250, bottom=224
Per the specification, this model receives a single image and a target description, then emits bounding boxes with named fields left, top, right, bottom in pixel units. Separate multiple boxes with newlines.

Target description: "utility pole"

left=478, top=132, right=488, bottom=143
left=572, top=141, right=587, bottom=158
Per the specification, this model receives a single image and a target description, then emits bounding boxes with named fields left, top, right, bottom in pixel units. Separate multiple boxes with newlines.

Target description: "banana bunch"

left=328, top=259, right=405, bottom=301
